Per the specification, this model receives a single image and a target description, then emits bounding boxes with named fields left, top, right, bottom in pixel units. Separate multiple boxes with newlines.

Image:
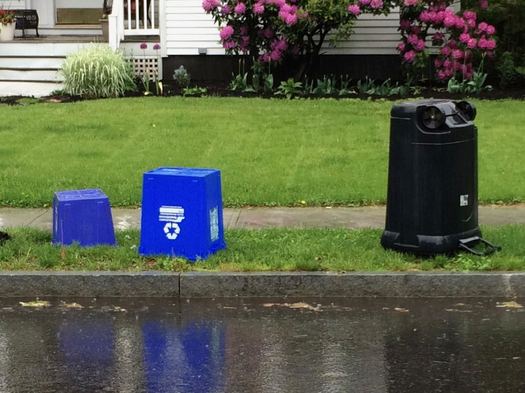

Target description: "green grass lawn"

left=0, top=97, right=524, bottom=207
left=0, top=225, right=524, bottom=271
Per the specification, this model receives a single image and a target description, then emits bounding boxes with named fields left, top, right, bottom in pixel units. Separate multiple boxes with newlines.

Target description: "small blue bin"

left=139, top=167, right=226, bottom=261
left=52, top=189, right=116, bottom=247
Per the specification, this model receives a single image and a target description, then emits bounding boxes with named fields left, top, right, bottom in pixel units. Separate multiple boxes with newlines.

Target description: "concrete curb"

left=0, top=272, right=179, bottom=298
left=0, top=271, right=523, bottom=298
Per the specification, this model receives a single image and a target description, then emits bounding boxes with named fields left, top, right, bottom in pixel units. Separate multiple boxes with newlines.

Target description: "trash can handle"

left=458, top=236, right=501, bottom=256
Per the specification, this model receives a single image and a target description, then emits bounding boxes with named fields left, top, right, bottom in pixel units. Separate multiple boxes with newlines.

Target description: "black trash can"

left=381, top=99, right=498, bottom=255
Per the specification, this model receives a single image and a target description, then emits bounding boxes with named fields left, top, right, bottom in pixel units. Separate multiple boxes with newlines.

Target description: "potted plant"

left=0, top=9, right=16, bottom=41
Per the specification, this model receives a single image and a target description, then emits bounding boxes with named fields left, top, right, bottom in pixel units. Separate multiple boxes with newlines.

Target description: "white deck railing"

left=109, top=0, right=159, bottom=50
left=123, top=0, right=159, bottom=36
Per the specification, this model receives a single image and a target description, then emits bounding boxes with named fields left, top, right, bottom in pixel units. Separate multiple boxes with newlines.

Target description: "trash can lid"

left=391, top=99, right=456, bottom=118
left=145, top=167, right=220, bottom=178
left=54, top=189, right=107, bottom=201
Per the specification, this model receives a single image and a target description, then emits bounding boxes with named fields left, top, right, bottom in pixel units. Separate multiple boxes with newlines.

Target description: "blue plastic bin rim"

left=54, top=189, right=108, bottom=201
left=144, top=167, right=221, bottom=177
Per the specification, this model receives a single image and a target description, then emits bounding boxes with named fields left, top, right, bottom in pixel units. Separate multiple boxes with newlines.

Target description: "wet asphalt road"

left=0, top=297, right=524, bottom=393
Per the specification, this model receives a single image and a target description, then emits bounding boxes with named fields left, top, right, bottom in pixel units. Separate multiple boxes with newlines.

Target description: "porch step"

left=0, top=69, right=64, bottom=82
left=0, top=81, right=63, bottom=97
left=0, top=42, right=93, bottom=57
left=122, top=35, right=160, bottom=42
left=0, top=57, right=65, bottom=69
left=0, top=41, right=91, bottom=96
left=38, top=26, right=103, bottom=36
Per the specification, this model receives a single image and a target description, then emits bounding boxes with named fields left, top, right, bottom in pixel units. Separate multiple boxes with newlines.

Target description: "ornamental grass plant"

left=61, top=44, right=136, bottom=98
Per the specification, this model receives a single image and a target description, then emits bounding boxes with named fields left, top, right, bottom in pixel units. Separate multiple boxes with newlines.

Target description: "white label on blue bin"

left=460, top=195, right=469, bottom=207
left=159, top=206, right=185, bottom=240
left=210, top=207, right=219, bottom=242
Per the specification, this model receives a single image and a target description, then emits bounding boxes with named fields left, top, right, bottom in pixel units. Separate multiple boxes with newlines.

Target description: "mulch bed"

left=1, top=85, right=524, bottom=105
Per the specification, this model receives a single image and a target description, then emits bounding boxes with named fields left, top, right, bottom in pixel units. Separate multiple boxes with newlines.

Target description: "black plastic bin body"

left=381, top=99, right=481, bottom=255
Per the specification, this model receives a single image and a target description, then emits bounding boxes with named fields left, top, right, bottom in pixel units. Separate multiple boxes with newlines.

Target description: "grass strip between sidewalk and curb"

left=0, top=225, right=524, bottom=272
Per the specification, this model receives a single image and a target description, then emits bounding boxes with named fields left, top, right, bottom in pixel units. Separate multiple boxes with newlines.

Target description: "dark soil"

left=0, top=96, right=24, bottom=106
left=147, top=81, right=525, bottom=100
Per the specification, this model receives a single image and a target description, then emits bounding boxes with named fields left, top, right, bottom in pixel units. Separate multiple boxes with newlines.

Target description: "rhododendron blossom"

left=403, top=0, right=418, bottom=6
left=234, top=2, right=246, bottom=14
left=459, top=32, right=470, bottom=43
left=203, top=0, right=220, bottom=11
left=403, top=50, right=416, bottom=62
left=347, top=4, right=361, bottom=15
left=219, top=25, right=234, bottom=40
left=369, top=0, right=383, bottom=9
left=253, top=2, right=264, bottom=14
left=467, top=38, right=477, bottom=49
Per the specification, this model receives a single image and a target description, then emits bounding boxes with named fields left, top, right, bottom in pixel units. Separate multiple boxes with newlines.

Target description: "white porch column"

left=29, top=0, right=56, bottom=28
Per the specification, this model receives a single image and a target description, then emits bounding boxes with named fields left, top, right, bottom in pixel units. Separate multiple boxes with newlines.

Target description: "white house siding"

left=165, top=0, right=401, bottom=56
left=2, top=0, right=26, bottom=8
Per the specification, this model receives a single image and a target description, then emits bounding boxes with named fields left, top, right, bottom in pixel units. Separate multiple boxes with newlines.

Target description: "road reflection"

left=0, top=298, right=522, bottom=393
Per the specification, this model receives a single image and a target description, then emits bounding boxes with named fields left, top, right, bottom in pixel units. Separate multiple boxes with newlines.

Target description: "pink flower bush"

left=204, top=0, right=496, bottom=80
left=390, top=0, right=496, bottom=80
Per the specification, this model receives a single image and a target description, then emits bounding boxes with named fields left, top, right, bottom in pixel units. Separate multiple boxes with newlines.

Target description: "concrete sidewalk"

left=1, top=205, right=525, bottom=230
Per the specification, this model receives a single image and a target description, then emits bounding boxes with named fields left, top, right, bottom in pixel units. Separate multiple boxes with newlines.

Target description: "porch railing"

left=109, top=0, right=159, bottom=49
left=109, top=0, right=125, bottom=50
left=123, top=0, right=159, bottom=36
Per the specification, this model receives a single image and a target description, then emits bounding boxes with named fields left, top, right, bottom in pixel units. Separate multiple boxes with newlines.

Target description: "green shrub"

left=275, top=78, right=303, bottom=99
left=173, top=65, right=190, bottom=88
left=446, top=71, right=492, bottom=95
left=61, top=44, right=136, bottom=98
left=496, top=52, right=518, bottom=88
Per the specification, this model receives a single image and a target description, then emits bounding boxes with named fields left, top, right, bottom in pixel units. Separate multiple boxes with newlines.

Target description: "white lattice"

left=129, top=56, right=161, bottom=81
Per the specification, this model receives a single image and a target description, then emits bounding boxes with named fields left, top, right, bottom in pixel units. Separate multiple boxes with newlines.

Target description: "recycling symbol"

left=163, top=222, right=181, bottom=240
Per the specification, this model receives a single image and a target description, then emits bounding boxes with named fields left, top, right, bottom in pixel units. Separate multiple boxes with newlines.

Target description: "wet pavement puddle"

left=0, top=297, right=523, bottom=393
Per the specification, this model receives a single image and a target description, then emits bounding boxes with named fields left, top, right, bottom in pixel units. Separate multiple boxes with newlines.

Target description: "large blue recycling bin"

left=52, top=189, right=116, bottom=247
left=139, top=167, right=226, bottom=261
